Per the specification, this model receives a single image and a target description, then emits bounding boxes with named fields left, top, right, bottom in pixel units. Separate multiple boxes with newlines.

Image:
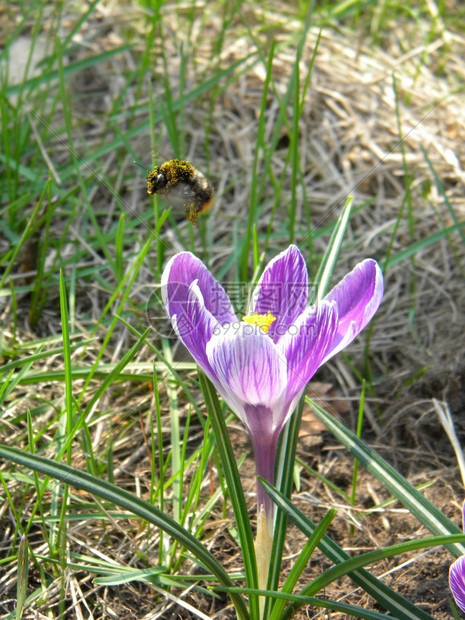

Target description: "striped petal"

left=322, top=259, right=383, bottom=364
left=162, top=252, right=237, bottom=325
left=450, top=555, right=465, bottom=613
left=169, top=281, right=219, bottom=376
left=206, top=323, right=288, bottom=432
left=250, top=245, right=308, bottom=343
left=278, top=300, right=339, bottom=411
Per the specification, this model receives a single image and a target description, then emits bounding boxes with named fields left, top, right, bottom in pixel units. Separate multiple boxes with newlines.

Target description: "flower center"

left=242, top=311, right=277, bottom=334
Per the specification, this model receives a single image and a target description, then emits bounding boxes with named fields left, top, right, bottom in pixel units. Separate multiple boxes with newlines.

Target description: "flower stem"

left=253, top=430, right=279, bottom=530
left=255, top=506, right=273, bottom=619
left=252, top=430, right=279, bottom=618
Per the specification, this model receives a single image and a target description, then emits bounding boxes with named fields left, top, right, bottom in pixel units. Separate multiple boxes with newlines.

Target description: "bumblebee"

left=147, top=159, right=214, bottom=223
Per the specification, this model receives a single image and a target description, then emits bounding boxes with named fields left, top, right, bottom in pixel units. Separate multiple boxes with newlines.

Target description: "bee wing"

left=163, top=181, right=203, bottom=222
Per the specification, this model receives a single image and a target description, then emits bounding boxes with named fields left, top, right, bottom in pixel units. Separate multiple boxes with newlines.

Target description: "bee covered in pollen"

left=146, top=159, right=214, bottom=223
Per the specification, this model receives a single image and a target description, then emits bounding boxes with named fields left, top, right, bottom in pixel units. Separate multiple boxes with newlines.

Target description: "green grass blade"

left=58, top=270, right=73, bottom=446
left=198, top=372, right=258, bottom=619
left=0, top=445, right=250, bottom=620
left=265, top=396, right=304, bottom=618
left=94, top=565, right=167, bottom=586
left=295, top=533, right=464, bottom=619
left=422, top=145, right=465, bottom=248
left=288, top=59, right=300, bottom=244
left=312, top=195, right=353, bottom=302
left=240, top=41, right=275, bottom=281
left=388, top=219, right=465, bottom=267
left=61, top=0, right=100, bottom=50
left=217, top=585, right=396, bottom=619
left=16, top=534, right=28, bottom=620
left=268, top=507, right=336, bottom=620
left=162, top=341, right=182, bottom=524
left=260, top=478, right=437, bottom=620
left=309, top=398, right=465, bottom=557
left=0, top=177, right=52, bottom=290
left=57, top=270, right=72, bottom=569
left=5, top=44, right=134, bottom=98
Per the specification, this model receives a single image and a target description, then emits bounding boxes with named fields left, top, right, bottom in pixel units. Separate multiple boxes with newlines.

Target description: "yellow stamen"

left=242, top=311, right=277, bottom=334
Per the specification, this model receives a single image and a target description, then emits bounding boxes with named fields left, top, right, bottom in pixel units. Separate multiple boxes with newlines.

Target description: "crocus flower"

left=161, top=244, right=383, bottom=531
left=450, top=501, right=465, bottom=613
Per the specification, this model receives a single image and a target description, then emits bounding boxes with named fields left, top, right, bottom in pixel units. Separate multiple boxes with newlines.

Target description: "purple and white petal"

left=170, top=281, right=219, bottom=377
left=250, top=245, right=308, bottom=343
left=206, top=323, right=288, bottom=430
left=162, top=252, right=237, bottom=325
left=322, top=259, right=383, bottom=364
left=278, top=300, right=339, bottom=410
left=450, top=555, right=465, bottom=613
